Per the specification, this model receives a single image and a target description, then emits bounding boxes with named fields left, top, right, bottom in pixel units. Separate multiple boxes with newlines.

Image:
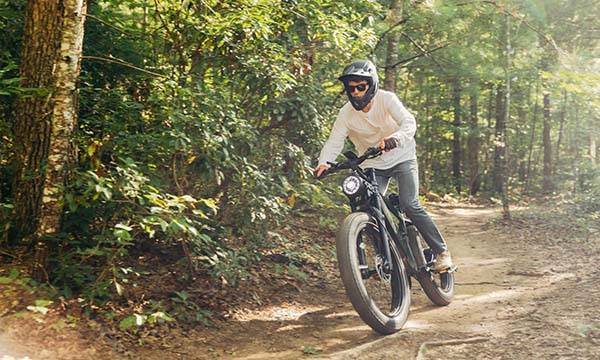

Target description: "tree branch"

left=85, top=14, right=137, bottom=38
left=374, top=17, right=410, bottom=52
left=0, top=249, right=16, bottom=258
left=81, top=56, right=167, bottom=78
left=402, top=33, right=446, bottom=69
left=383, top=44, right=448, bottom=70
left=380, top=17, right=410, bottom=42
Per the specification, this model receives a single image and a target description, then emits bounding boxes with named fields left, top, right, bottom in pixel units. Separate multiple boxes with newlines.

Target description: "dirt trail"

left=174, top=205, right=599, bottom=360
left=2, top=205, right=599, bottom=359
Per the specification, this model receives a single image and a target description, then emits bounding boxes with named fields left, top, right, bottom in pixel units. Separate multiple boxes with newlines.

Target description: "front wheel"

left=337, top=212, right=411, bottom=334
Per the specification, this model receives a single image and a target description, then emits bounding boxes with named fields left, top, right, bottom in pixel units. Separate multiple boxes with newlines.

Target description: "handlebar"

left=316, top=147, right=383, bottom=179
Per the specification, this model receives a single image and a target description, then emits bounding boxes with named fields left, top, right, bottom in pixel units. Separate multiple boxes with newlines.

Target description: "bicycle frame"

left=319, top=147, right=432, bottom=276
left=346, top=167, right=424, bottom=276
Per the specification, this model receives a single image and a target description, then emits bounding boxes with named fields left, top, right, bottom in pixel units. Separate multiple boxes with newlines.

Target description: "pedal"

left=437, top=265, right=458, bottom=274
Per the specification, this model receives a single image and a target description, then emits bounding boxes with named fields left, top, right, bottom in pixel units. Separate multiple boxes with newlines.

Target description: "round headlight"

left=342, top=175, right=362, bottom=196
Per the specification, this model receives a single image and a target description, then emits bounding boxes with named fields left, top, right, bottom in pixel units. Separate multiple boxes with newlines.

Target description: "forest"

left=0, top=0, right=599, bottom=358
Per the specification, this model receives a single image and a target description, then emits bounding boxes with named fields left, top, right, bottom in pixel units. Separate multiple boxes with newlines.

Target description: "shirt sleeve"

left=386, top=93, right=416, bottom=147
left=318, top=112, right=349, bottom=166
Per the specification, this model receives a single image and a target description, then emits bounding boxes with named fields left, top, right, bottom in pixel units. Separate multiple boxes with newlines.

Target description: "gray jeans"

left=374, top=159, right=447, bottom=254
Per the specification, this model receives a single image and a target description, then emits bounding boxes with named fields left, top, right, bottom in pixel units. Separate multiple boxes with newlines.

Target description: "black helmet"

left=338, top=60, right=379, bottom=111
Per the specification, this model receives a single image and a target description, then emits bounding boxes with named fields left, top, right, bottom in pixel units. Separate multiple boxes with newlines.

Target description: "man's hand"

left=379, top=136, right=400, bottom=152
left=315, top=164, right=330, bottom=178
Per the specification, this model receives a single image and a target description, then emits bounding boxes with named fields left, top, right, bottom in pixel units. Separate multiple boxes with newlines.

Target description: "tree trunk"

left=467, top=92, right=480, bottom=195
left=572, top=104, right=582, bottom=192
left=542, top=92, right=553, bottom=194
left=555, top=90, right=567, bottom=166
left=12, top=0, right=63, bottom=244
left=415, top=75, right=426, bottom=187
left=423, top=80, right=433, bottom=189
left=482, top=85, right=494, bottom=192
left=516, top=101, right=527, bottom=184
left=492, top=85, right=505, bottom=195
left=383, top=0, right=403, bottom=92
left=12, top=0, right=87, bottom=279
left=525, top=79, right=540, bottom=193
left=591, top=129, right=597, bottom=166
left=501, top=13, right=511, bottom=221
left=452, top=80, right=462, bottom=194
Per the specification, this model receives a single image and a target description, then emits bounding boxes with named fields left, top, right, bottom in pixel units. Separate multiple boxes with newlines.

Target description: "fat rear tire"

left=417, top=269, right=455, bottom=306
left=408, top=226, right=455, bottom=306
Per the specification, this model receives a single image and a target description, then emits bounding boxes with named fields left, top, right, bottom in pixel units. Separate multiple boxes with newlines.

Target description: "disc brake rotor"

left=375, top=254, right=391, bottom=284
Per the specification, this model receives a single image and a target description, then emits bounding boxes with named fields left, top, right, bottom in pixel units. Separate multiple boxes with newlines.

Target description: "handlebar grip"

left=315, top=164, right=334, bottom=179
left=365, top=147, right=383, bottom=157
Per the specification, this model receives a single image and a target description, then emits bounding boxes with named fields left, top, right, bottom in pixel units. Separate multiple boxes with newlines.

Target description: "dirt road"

left=2, top=205, right=599, bottom=359
left=176, top=205, right=600, bottom=360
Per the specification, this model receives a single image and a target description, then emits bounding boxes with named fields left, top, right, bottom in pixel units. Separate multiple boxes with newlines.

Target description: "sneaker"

left=432, top=251, right=453, bottom=272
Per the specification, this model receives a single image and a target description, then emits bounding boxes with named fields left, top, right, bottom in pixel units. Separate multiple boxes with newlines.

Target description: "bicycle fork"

left=358, top=218, right=393, bottom=280
left=371, top=210, right=394, bottom=274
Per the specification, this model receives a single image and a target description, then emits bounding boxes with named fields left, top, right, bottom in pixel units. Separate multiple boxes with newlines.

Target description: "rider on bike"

left=315, top=60, right=453, bottom=272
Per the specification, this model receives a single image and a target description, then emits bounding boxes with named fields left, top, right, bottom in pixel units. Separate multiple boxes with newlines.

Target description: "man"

left=315, top=60, right=452, bottom=272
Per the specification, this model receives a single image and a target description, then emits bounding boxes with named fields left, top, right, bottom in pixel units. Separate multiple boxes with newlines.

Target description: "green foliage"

left=170, top=290, right=211, bottom=325
left=199, top=248, right=252, bottom=287
left=54, top=158, right=222, bottom=303
left=275, top=263, right=309, bottom=282
left=5, top=0, right=388, bottom=311
left=119, top=310, right=174, bottom=331
left=577, top=320, right=600, bottom=339
left=302, top=346, right=323, bottom=355
left=0, top=61, right=19, bottom=96
left=0, top=267, right=34, bottom=290
left=26, top=299, right=53, bottom=315
left=0, top=0, right=25, bottom=59
left=70, top=0, right=384, bottom=282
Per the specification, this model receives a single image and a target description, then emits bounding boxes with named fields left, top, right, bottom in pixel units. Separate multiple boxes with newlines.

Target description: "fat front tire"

left=336, top=212, right=410, bottom=335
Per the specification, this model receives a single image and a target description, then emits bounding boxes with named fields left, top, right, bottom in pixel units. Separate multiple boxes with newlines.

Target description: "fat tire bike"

left=318, top=147, right=456, bottom=334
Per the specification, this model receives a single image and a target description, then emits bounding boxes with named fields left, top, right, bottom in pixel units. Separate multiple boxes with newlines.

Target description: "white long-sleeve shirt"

left=318, top=89, right=417, bottom=170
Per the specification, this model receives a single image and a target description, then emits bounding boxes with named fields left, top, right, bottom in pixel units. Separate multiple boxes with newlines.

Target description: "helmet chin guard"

left=338, top=60, right=379, bottom=111
left=347, top=80, right=378, bottom=111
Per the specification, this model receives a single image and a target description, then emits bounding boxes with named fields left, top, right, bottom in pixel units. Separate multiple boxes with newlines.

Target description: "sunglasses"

left=345, top=84, right=368, bottom=93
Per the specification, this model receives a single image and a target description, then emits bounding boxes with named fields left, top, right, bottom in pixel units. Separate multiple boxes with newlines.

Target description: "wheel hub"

left=375, top=255, right=391, bottom=284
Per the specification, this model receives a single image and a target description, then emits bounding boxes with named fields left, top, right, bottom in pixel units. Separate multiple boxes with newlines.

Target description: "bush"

left=57, top=158, right=224, bottom=304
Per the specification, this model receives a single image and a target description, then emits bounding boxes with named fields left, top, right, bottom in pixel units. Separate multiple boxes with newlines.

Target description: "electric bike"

left=318, top=147, right=455, bottom=334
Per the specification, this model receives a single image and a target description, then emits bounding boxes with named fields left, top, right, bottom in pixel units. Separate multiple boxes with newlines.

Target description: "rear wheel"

left=417, top=248, right=455, bottom=306
left=337, top=212, right=410, bottom=334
